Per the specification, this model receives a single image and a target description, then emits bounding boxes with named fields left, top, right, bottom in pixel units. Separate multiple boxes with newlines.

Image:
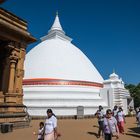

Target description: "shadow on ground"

left=87, top=131, right=98, bottom=137
left=93, top=125, right=99, bottom=128
left=126, top=127, right=140, bottom=138
left=129, top=127, right=140, bottom=134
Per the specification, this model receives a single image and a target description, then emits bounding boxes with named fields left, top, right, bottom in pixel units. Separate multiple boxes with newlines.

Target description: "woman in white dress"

left=44, top=109, right=59, bottom=140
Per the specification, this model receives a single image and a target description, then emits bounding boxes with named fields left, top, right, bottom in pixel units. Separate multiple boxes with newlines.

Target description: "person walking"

left=136, top=107, right=140, bottom=122
left=112, top=106, right=118, bottom=119
left=103, top=109, right=119, bottom=140
left=136, top=108, right=140, bottom=127
left=44, top=109, right=60, bottom=140
left=116, top=107, right=125, bottom=134
left=95, top=105, right=105, bottom=138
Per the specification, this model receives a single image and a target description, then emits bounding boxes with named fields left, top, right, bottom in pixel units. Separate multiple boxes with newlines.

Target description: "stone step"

left=13, top=121, right=30, bottom=129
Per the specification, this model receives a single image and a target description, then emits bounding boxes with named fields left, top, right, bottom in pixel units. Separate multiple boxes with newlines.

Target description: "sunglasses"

left=107, top=112, right=112, bottom=115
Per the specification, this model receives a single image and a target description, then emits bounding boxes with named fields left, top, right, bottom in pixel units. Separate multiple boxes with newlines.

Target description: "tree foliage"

left=125, top=83, right=140, bottom=107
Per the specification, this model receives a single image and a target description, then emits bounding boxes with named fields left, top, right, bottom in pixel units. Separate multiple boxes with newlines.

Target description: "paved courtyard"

left=0, top=117, right=140, bottom=140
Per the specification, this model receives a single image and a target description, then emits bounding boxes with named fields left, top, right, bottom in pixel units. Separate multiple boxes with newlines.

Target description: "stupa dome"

left=24, top=14, right=103, bottom=84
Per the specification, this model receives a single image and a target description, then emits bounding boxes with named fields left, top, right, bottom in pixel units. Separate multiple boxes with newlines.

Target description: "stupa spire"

left=50, top=11, right=63, bottom=31
left=41, top=12, right=72, bottom=42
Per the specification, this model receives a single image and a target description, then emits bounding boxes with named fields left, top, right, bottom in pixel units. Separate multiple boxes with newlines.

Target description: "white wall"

left=23, top=85, right=109, bottom=116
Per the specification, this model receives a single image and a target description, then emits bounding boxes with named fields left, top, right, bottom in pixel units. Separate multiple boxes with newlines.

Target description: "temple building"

left=23, top=13, right=133, bottom=117
left=101, top=72, right=134, bottom=114
left=0, top=7, right=36, bottom=125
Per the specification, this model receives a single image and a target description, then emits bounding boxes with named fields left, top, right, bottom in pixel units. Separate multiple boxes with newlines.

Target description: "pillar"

left=8, top=57, right=17, bottom=93
left=14, top=47, right=26, bottom=103
left=5, top=50, right=18, bottom=104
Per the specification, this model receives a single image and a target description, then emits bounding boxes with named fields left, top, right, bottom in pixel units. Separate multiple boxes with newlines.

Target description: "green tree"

left=125, top=83, right=140, bottom=107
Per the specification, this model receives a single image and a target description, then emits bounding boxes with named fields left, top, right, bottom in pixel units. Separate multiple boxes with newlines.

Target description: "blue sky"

left=1, top=0, right=140, bottom=84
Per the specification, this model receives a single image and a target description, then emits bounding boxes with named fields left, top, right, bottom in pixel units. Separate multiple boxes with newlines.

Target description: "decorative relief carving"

left=20, top=48, right=26, bottom=59
left=16, top=69, right=24, bottom=77
left=8, top=50, right=19, bottom=69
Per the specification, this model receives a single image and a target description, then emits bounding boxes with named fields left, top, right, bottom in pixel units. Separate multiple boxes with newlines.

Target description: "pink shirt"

left=117, top=111, right=124, bottom=122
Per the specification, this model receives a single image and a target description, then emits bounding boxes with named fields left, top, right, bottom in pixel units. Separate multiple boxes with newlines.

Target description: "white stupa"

left=23, top=13, right=133, bottom=116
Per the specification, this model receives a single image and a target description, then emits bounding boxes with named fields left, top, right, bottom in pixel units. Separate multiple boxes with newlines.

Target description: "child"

left=33, top=122, right=44, bottom=140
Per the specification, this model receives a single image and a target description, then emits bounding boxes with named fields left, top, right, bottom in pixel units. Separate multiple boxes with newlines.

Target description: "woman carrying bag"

left=103, top=109, right=119, bottom=140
